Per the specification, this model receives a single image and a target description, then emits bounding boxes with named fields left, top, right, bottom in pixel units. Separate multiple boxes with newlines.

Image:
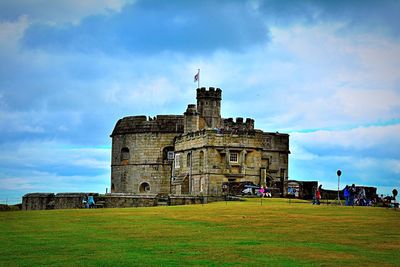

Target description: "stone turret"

left=196, top=87, right=222, bottom=129
left=184, top=104, right=199, bottom=134
left=110, top=115, right=184, bottom=136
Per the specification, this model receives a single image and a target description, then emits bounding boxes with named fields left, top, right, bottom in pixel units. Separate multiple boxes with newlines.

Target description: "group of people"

left=343, top=184, right=370, bottom=206
left=258, top=186, right=272, bottom=198
left=82, top=195, right=95, bottom=208
left=379, top=189, right=398, bottom=208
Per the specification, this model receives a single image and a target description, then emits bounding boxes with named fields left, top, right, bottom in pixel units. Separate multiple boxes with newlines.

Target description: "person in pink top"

left=259, top=187, right=265, bottom=198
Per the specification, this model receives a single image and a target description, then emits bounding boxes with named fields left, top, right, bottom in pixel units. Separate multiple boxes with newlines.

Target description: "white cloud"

left=292, top=124, right=400, bottom=150
left=104, top=77, right=182, bottom=108
left=0, top=15, right=29, bottom=49
left=0, top=0, right=133, bottom=25
left=0, top=177, right=38, bottom=191
left=0, top=140, right=110, bottom=170
left=0, top=172, right=109, bottom=192
left=290, top=143, right=318, bottom=161
left=334, top=89, right=400, bottom=121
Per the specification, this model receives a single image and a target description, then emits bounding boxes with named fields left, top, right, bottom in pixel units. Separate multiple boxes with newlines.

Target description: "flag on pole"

left=194, top=69, right=200, bottom=88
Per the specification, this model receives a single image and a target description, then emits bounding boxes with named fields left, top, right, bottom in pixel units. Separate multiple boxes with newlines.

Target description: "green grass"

left=1, top=198, right=399, bottom=266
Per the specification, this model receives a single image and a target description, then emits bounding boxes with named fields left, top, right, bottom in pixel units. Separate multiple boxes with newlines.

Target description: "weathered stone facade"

left=111, top=87, right=290, bottom=196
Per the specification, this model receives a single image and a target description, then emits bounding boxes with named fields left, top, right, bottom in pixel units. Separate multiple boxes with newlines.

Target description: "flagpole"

left=197, top=68, right=200, bottom=88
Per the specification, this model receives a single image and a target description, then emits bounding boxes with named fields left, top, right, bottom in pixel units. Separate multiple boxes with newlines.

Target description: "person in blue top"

left=349, top=184, right=356, bottom=206
left=87, top=195, right=95, bottom=208
left=344, top=185, right=350, bottom=206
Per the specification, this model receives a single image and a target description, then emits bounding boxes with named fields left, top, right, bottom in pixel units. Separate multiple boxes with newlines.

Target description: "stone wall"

left=22, top=193, right=55, bottom=210
left=21, top=193, right=224, bottom=210
left=111, top=132, right=177, bottom=194
left=103, top=194, right=157, bottom=208
left=54, top=193, right=98, bottom=209
left=22, top=193, right=100, bottom=210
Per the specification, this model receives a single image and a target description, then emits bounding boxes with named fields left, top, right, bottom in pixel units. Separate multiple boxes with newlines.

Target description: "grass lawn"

left=1, top=198, right=399, bottom=266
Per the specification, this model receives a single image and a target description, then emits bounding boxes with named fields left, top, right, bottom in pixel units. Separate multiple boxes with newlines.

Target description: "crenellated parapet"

left=196, top=87, right=222, bottom=100
left=111, top=115, right=184, bottom=136
left=184, top=104, right=199, bottom=116
left=222, top=117, right=255, bottom=132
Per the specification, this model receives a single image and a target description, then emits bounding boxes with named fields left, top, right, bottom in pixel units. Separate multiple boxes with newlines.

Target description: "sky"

left=0, top=0, right=399, bottom=204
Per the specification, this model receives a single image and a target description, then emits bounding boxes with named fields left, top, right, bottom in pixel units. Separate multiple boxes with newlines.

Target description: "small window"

left=175, top=153, right=181, bottom=168
left=163, top=146, right=175, bottom=161
left=167, top=151, right=174, bottom=160
left=121, top=147, right=130, bottom=161
left=199, top=151, right=204, bottom=168
left=187, top=152, right=191, bottom=167
left=229, top=152, right=238, bottom=163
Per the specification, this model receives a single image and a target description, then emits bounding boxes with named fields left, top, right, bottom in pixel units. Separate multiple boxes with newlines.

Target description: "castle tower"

left=184, top=104, right=199, bottom=134
left=196, top=87, right=222, bottom=129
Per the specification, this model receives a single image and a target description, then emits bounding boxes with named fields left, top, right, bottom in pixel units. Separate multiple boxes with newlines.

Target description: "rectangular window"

left=167, top=151, right=174, bottom=160
left=175, top=153, right=181, bottom=168
left=187, top=152, right=191, bottom=167
left=229, top=152, right=238, bottom=163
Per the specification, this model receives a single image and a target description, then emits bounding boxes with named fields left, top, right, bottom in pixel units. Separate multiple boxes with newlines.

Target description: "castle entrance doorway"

left=182, top=175, right=189, bottom=194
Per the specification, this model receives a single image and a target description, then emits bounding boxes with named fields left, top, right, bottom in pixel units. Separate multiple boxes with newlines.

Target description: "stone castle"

left=110, top=87, right=289, bottom=196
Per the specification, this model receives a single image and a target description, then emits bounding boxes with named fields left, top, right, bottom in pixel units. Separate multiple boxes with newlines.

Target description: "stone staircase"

left=156, top=195, right=170, bottom=206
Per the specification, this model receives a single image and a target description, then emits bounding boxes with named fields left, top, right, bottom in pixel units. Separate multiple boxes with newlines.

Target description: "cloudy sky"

left=1, top=0, right=399, bottom=203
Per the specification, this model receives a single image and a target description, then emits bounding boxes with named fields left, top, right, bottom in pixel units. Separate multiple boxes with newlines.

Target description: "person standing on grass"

left=315, top=185, right=321, bottom=205
left=82, top=195, right=88, bottom=208
left=259, top=186, right=265, bottom=198
left=344, top=185, right=350, bottom=206
left=88, top=195, right=95, bottom=208
left=312, top=186, right=317, bottom=204
left=265, top=186, right=272, bottom=198
left=359, top=187, right=366, bottom=206
left=349, top=184, right=356, bottom=206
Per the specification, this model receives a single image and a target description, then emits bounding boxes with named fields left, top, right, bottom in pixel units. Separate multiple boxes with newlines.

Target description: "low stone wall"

left=0, top=204, right=22, bottom=211
left=55, top=193, right=99, bottom=209
left=22, top=193, right=55, bottom=210
left=103, top=194, right=157, bottom=208
left=21, top=193, right=231, bottom=210
left=170, top=196, right=202, bottom=205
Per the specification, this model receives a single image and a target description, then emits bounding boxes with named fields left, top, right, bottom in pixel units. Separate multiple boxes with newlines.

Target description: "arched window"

left=111, top=183, right=115, bottom=193
left=139, top=182, right=151, bottom=193
left=121, top=147, right=130, bottom=162
left=199, top=151, right=204, bottom=168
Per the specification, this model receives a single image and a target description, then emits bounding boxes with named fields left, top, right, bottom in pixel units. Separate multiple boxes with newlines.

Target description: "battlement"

left=111, top=115, right=184, bottom=136
left=223, top=117, right=254, bottom=131
left=184, top=104, right=199, bottom=116
left=196, top=87, right=222, bottom=100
